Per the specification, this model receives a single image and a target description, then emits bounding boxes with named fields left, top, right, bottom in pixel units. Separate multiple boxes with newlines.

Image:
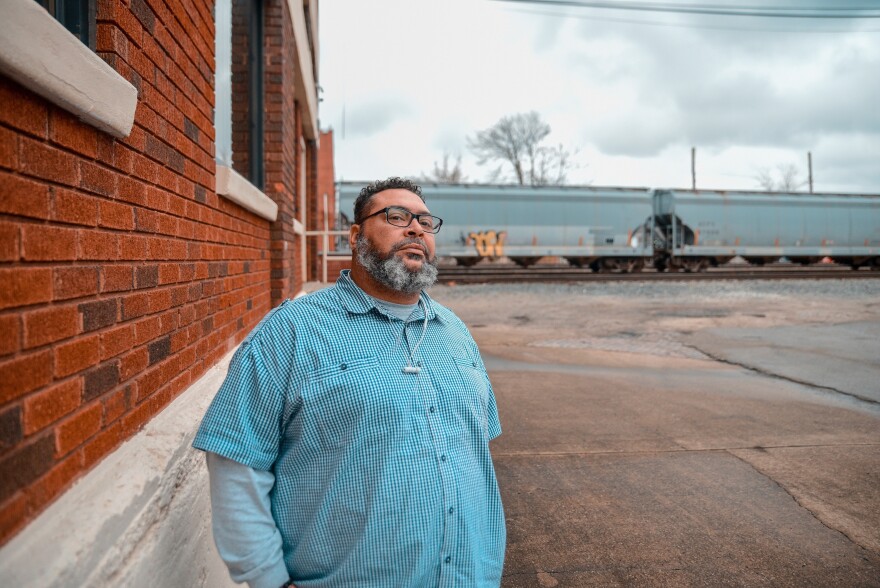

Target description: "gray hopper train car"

left=651, top=189, right=880, bottom=271
left=338, top=183, right=654, bottom=271
left=337, top=182, right=880, bottom=272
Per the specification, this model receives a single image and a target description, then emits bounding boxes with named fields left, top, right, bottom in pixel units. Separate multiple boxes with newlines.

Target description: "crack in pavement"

left=495, top=445, right=880, bottom=560
left=724, top=449, right=874, bottom=555
left=682, top=343, right=880, bottom=409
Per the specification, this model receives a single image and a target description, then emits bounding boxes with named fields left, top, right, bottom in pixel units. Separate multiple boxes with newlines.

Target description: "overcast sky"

left=318, top=0, right=879, bottom=193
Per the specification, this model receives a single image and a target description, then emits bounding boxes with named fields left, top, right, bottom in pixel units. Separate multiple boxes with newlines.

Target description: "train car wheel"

left=602, top=259, right=623, bottom=272
left=665, top=259, right=683, bottom=272
left=681, top=258, right=708, bottom=273
left=622, top=259, right=645, bottom=273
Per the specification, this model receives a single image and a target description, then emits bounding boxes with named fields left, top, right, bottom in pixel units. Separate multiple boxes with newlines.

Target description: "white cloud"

left=320, top=0, right=880, bottom=193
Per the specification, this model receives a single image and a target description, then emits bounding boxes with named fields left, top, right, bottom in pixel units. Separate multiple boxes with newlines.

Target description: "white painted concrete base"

left=0, top=351, right=239, bottom=588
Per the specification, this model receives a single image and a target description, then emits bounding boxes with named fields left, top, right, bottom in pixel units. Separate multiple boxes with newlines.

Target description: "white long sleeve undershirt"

left=206, top=452, right=291, bottom=588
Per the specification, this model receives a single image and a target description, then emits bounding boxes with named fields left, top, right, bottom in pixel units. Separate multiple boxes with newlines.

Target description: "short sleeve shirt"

left=193, top=271, right=506, bottom=587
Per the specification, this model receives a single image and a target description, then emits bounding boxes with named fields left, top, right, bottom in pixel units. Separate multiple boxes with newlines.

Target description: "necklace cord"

left=408, top=299, right=429, bottom=366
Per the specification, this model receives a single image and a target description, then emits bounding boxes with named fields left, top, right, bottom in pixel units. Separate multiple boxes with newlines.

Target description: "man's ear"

left=349, top=224, right=360, bottom=251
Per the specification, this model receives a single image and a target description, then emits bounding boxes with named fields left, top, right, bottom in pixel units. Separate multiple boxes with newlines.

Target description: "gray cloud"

left=344, top=100, right=413, bottom=137
left=587, top=111, right=681, bottom=156
left=812, top=134, right=880, bottom=193
left=571, top=16, right=880, bottom=158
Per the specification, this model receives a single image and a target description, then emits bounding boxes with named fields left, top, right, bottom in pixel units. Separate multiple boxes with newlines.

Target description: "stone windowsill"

left=216, top=164, right=279, bottom=222
left=0, top=0, right=137, bottom=138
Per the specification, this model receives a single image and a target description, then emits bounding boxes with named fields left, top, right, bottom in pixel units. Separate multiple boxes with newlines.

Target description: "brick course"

left=0, top=0, right=321, bottom=546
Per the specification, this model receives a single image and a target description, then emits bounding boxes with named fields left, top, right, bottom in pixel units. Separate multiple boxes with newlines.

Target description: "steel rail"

left=436, top=264, right=880, bottom=284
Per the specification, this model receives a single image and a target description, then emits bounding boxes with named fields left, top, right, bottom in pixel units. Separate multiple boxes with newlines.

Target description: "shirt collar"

left=335, top=270, right=442, bottom=322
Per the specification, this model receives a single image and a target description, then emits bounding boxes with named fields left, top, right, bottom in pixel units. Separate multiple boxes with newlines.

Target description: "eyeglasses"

left=360, top=206, right=444, bottom=234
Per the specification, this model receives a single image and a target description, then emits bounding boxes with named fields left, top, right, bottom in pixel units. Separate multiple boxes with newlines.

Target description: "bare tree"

left=533, top=143, right=573, bottom=186
left=421, top=152, right=467, bottom=184
left=756, top=163, right=807, bottom=192
left=467, top=112, right=577, bottom=186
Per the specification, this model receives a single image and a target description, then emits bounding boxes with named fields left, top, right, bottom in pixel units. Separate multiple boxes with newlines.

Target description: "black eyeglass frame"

left=359, top=206, right=444, bottom=234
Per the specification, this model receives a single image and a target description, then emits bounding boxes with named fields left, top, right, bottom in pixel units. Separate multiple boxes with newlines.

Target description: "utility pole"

left=807, top=151, right=813, bottom=193
left=691, top=147, right=696, bottom=190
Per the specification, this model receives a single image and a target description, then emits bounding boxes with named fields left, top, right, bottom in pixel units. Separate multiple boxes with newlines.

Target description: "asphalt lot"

left=431, top=279, right=880, bottom=587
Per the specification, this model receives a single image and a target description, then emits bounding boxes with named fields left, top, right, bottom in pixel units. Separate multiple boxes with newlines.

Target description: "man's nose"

left=405, top=219, right=425, bottom=236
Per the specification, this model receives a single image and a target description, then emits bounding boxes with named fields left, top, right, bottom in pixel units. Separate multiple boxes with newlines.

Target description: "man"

left=193, top=177, right=506, bottom=587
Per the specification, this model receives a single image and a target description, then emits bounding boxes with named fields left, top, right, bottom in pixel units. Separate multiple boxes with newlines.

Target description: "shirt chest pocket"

left=303, top=355, right=410, bottom=450
left=445, top=355, right=490, bottom=436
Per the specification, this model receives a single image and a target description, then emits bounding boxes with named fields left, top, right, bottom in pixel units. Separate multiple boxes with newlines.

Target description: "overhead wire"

left=503, top=5, right=880, bottom=33
left=490, top=0, right=880, bottom=19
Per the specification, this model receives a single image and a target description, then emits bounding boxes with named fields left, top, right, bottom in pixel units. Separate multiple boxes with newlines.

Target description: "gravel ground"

left=428, top=279, right=880, bottom=362
left=430, top=278, right=880, bottom=305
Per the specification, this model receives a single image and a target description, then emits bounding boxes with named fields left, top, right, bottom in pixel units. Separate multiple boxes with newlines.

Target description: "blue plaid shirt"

left=193, top=271, right=506, bottom=587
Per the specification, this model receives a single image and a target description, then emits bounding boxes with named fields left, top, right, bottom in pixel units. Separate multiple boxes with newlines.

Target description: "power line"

left=491, top=0, right=880, bottom=19
left=505, top=5, right=880, bottom=33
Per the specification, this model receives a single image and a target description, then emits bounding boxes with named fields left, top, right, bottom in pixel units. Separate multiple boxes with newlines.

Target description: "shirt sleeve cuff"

left=248, top=560, right=290, bottom=588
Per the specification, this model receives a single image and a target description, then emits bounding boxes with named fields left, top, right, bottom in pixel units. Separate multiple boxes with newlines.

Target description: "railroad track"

left=436, top=263, right=880, bottom=284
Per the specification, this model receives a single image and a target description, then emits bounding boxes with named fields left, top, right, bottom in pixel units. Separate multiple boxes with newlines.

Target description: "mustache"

left=391, top=238, right=428, bottom=256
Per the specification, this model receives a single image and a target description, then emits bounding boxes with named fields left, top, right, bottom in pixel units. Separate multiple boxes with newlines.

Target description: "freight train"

left=336, top=182, right=880, bottom=272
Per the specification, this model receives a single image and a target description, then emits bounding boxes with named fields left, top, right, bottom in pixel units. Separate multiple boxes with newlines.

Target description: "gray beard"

left=356, top=234, right=439, bottom=295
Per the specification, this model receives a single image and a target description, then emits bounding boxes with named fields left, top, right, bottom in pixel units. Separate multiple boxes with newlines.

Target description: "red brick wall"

left=264, top=0, right=302, bottom=303
left=308, top=129, right=338, bottom=281
left=325, top=256, right=352, bottom=278
left=316, top=130, right=336, bottom=231
left=0, top=0, right=322, bottom=546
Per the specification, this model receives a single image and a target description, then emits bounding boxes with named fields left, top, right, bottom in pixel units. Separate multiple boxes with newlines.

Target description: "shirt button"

left=448, top=507, right=454, bottom=514
left=429, top=406, right=436, bottom=413
left=444, top=556, right=451, bottom=564
left=340, top=363, right=347, bottom=370
left=440, top=455, right=447, bottom=462
left=472, top=361, right=477, bottom=367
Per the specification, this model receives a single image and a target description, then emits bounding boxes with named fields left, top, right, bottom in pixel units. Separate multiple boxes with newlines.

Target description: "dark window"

left=35, top=0, right=96, bottom=49
left=222, top=0, right=265, bottom=190
left=245, top=0, right=264, bottom=189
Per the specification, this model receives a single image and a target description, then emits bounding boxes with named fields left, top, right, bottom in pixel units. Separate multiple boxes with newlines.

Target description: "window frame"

left=34, top=0, right=96, bottom=49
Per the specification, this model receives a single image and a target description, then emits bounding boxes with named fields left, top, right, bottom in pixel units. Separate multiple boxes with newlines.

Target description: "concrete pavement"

left=430, top=281, right=880, bottom=586
left=486, top=360, right=879, bottom=586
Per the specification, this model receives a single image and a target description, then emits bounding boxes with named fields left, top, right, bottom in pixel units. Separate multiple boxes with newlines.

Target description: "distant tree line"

left=421, top=113, right=812, bottom=192
left=755, top=163, right=808, bottom=192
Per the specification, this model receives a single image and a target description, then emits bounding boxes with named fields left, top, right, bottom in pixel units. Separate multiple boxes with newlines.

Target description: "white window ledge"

left=0, top=0, right=137, bottom=138
left=216, top=164, right=279, bottom=221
